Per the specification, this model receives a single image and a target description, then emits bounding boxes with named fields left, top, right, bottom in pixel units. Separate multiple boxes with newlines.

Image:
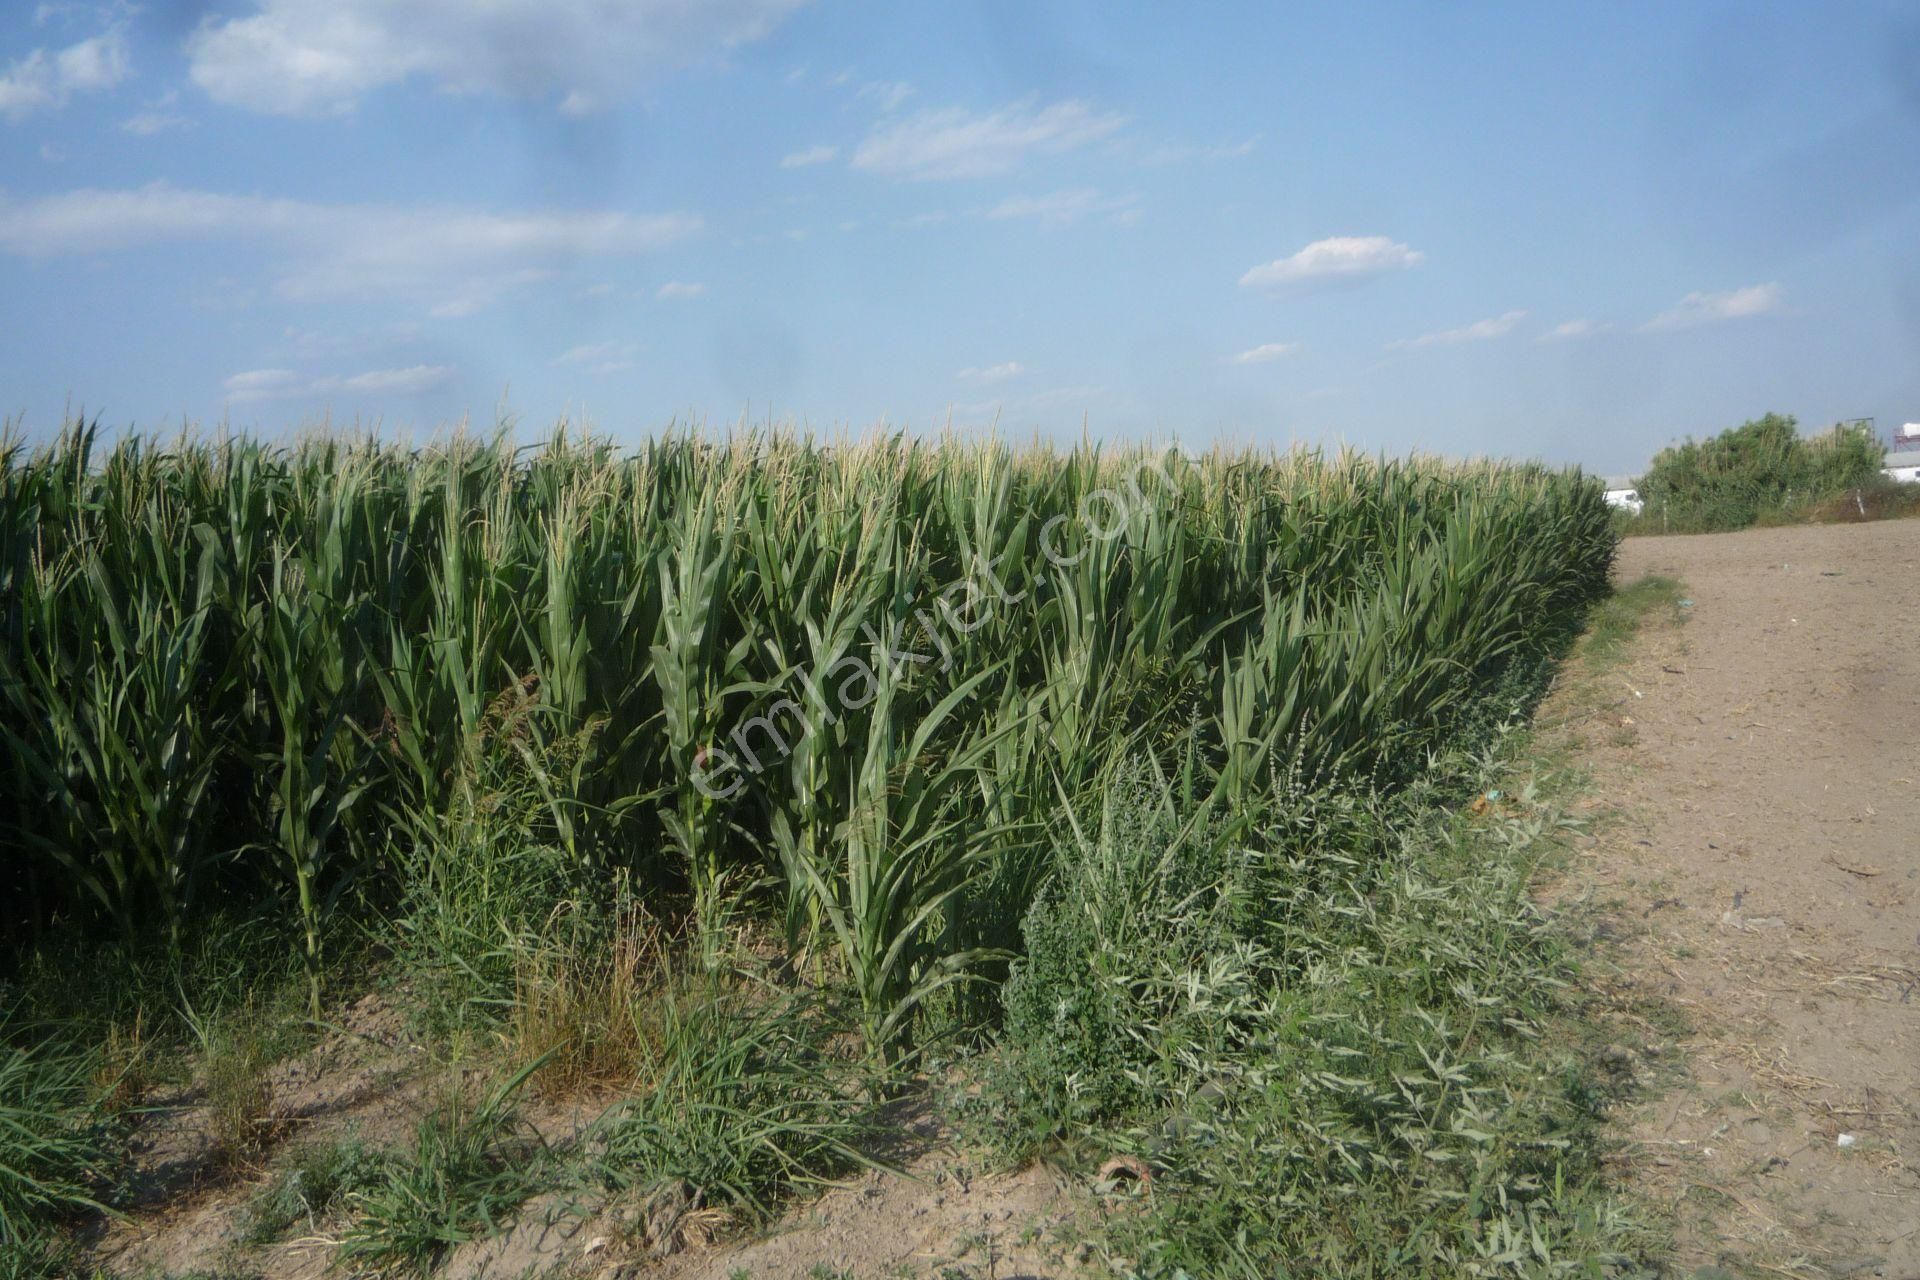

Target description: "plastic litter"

left=1837, top=1133, right=1858, bottom=1149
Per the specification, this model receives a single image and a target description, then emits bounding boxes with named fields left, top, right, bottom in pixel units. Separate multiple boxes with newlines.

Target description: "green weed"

left=336, top=1062, right=546, bottom=1277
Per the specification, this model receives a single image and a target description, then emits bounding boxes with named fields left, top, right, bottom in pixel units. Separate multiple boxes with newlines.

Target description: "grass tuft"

left=337, top=1062, right=547, bottom=1278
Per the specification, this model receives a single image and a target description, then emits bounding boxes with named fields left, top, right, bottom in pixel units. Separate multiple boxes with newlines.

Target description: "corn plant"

left=0, top=424, right=1614, bottom=1056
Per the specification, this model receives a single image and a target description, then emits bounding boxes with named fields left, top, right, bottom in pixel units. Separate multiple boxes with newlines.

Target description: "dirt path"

left=1572, top=522, right=1920, bottom=1276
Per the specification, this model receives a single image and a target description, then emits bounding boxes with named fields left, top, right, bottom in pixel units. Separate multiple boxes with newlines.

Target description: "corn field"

left=0, top=423, right=1614, bottom=1042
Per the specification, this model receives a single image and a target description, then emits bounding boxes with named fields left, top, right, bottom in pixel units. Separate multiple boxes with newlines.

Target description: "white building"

left=1601, top=475, right=1644, bottom=513
left=1885, top=424, right=1920, bottom=482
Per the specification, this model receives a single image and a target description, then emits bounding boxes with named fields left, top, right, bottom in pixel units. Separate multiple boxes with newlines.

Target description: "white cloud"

left=1388, top=310, right=1527, bottom=350
left=944, top=383, right=1109, bottom=424
left=121, top=94, right=189, bottom=135
left=856, top=79, right=912, bottom=112
left=186, top=0, right=806, bottom=117
left=55, top=31, right=126, bottom=90
left=1230, top=342, right=1297, bottom=365
left=1239, top=235, right=1423, bottom=292
left=1538, top=318, right=1610, bottom=342
left=552, top=341, right=638, bottom=373
left=0, top=183, right=701, bottom=309
left=986, top=188, right=1140, bottom=227
left=0, top=28, right=128, bottom=120
left=223, top=369, right=304, bottom=402
left=1134, top=134, right=1260, bottom=166
left=957, top=362, right=1024, bottom=382
left=428, top=268, right=554, bottom=318
left=331, top=364, right=453, bottom=395
left=1640, top=283, right=1784, bottom=332
left=852, top=98, right=1125, bottom=180
left=225, top=363, right=453, bottom=403
left=780, top=144, right=838, bottom=168
left=655, top=280, right=707, bottom=299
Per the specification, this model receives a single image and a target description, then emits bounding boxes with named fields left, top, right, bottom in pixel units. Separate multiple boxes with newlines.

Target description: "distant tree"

left=1638, top=413, right=1884, bottom=530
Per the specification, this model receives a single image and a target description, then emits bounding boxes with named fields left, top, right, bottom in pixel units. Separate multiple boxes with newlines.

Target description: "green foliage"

left=995, top=757, right=1253, bottom=1134
left=385, top=686, right=601, bottom=1046
left=0, top=1025, right=120, bottom=1251
left=980, top=726, right=1659, bottom=1277
left=1634, top=413, right=1885, bottom=532
left=1, top=422, right=1615, bottom=1060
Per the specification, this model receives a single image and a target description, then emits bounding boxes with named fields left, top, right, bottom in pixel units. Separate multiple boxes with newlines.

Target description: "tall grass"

left=0, top=422, right=1614, bottom=1057
left=0, top=1022, right=119, bottom=1251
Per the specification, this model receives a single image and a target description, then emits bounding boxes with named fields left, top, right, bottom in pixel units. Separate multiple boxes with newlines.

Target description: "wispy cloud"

left=0, top=27, right=128, bottom=120
left=852, top=98, right=1126, bottom=180
left=1132, top=134, right=1260, bottom=166
left=551, top=340, right=639, bottom=373
left=186, top=0, right=806, bottom=117
left=985, top=188, right=1139, bottom=227
left=1388, top=310, right=1527, bottom=350
left=1239, top=235, right=1423, bottom=292
left=333, top=365, right=454, bottom=395
left=224, top=363, right=454, bottom=403
left=0, top=183, right=700, bottom=311
left=957, top=361, right=1024, bottom=382
left=1230, top=342, right=1298, bottom=365
left=121, top=111, right=189, bottom=135
left=947, top=383, right=1110, bottom=423
left=1640, top=283, right=1784, bottom=332
left=780, top=144, right=839, bottom=169
left=1538, top=318, right=1611, bottom=342
left=856, top=79, right=913, bottom=112
left=222, top=369, right=303, bottom=403
left=656, top=280, right=707, bottom=299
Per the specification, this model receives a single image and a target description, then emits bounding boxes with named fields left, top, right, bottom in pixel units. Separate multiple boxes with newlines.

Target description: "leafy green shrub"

left=980, top=723, right=1658, bottom=1276
left=993, top=759, right=1250, bottom=1139
left=1636, top=413, right=1884, bottom=531
left=1809, top=474, right=1920, bottom=524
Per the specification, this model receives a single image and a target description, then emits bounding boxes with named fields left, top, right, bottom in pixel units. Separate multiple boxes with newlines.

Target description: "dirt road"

left=1583, top=521, right=1920, bottom=1275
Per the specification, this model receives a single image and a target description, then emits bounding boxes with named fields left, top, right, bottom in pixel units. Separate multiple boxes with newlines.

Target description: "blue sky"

left=2, top=1, right=1917, bottom=472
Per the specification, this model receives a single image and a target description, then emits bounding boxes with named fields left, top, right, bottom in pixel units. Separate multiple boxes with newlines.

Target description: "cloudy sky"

left=3, top=1, right=1918, bottom=470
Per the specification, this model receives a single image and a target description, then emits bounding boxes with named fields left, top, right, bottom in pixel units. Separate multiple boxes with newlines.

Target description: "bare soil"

left=1561, top=521, right=1920, bottom=1276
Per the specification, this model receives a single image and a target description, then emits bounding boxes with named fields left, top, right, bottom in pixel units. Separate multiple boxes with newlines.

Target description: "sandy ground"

left=1574, top=522, right=1920, bottom=1276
